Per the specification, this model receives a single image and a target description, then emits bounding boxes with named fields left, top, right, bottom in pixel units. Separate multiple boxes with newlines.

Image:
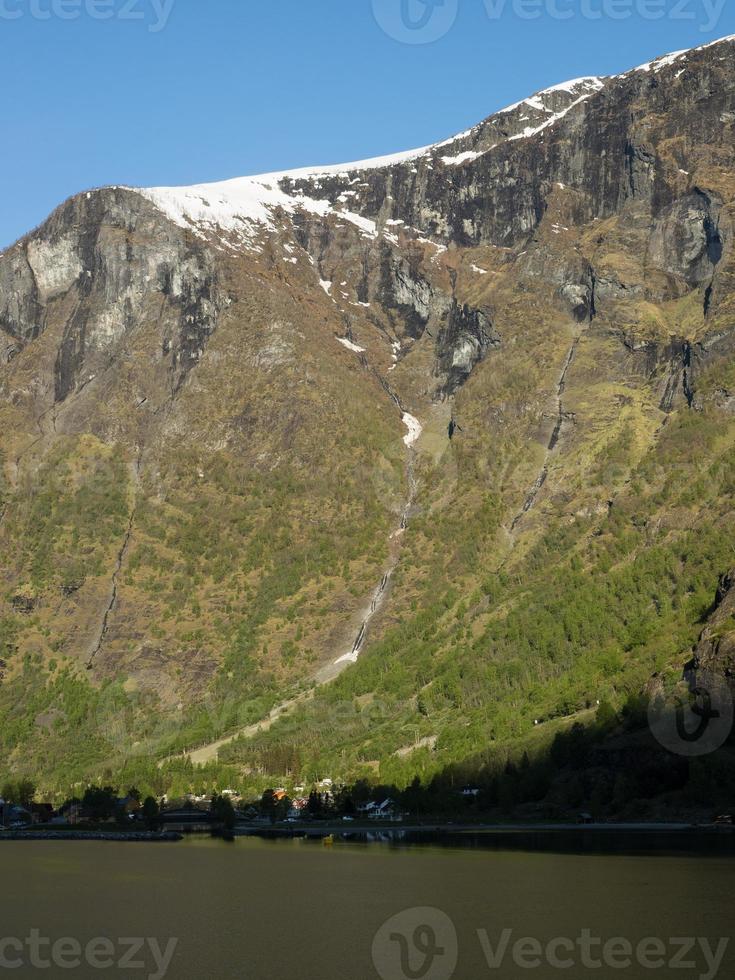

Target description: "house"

left=284, top=797, right=309, bottom=821
left=57, top=801, right=84, bottom=825
left=363, top=799, right=402, bottom=822
left=116, top=796, right=141, bottom=820
left=1, top=803, right=32, bottom=828
left=460, top=786, right=480, bottom=798
left=158, top=807, right=215, bottom=833
left=31, top=803, right=55, bottom=825
left=186, top=794, right=211, bottom=806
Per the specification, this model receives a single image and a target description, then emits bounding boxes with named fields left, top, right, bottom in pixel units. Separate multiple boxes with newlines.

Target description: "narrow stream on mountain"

left=86, top=452, right=143, bottom=669
left=510, top=332, right=581, bottom=534
left=331, top=409, right=419, bottom=668
left=182, top=376, right=422, bottom=765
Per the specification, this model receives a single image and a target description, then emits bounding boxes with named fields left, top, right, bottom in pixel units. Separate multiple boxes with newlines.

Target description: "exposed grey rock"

left=648, top=189, right=727, bottom=292
left=435, top=301, right=500, bottom=396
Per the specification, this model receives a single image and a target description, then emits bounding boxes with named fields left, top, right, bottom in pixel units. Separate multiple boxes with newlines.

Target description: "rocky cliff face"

left=4, top=39, right=735, bottom=425
left=688, top=571, right=735, bottom=680
left=3, top=36, right=735, bottom=789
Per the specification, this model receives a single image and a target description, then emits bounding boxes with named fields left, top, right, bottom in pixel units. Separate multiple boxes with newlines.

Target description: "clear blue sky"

left=2, top=0, right=734, bottom=247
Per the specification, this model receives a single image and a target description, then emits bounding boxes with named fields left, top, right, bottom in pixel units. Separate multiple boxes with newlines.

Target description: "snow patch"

left=339, top=211, right=378, bottom=239
left=632, top=50, right=688, bottom=74
left=509, top=94, right=591, bottom=142
left=402, top=412, right=422, bottom=448
left=441, top=150, right=483, bottom=166
left=496, top=78, right=601, bottom=117
left=137, top=150, right=413, bottom=251
left=435, top=125, right=477, bottom=148
left=336, top=337, right=365, bottom=354
left=617, top=35, right=735, bottom=79
left=540, top=76, right=604, bottom=95
left=139, top=176, right=332, bottom=250
left=417, top=237, right=447, bottom=255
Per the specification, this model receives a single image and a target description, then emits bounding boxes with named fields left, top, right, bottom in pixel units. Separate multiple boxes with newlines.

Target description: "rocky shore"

left=0, top=830, right=183, bottom=842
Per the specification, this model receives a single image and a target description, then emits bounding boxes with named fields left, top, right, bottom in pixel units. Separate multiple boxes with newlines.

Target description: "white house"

left=361, top=799, right=402, bottom=821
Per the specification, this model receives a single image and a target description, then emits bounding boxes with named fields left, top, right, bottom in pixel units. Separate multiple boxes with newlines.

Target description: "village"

left=0, top=778, right=411, bottom=836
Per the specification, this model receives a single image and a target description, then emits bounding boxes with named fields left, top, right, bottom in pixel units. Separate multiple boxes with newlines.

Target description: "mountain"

left=2, top=36, right=735, bottom=800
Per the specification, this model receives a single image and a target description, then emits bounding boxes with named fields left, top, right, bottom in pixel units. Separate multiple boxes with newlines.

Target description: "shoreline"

left=0, top=830, right=183, bottom=842
left=2, top=823, right=733, bottom=854
left=235, top=821, right=735, bottom=855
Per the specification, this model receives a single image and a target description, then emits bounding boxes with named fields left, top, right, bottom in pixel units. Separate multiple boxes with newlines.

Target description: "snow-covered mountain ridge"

left=135, top=36, right=735, bottom=251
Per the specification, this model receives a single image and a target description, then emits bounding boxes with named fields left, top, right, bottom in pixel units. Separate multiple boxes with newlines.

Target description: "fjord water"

left=1, top=839, right=733, bottom=979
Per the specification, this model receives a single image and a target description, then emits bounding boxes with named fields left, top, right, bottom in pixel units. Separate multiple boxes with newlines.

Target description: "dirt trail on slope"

left=178, top=376, right=422, bottom=767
